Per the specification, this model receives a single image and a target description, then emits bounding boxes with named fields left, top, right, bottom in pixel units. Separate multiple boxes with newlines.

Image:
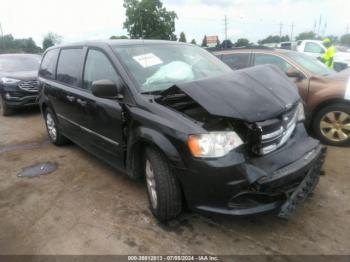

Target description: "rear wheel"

left=144, top=147, right=182, bottom=222
left=313, top=103, right=350, bottom=146
left=0, top=95, right=13, bottom=116
left=44, top=109, right=69, bottom=146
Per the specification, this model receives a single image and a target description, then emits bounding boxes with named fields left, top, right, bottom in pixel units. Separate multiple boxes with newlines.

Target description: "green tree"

left=295, top=31, right=317, bottom=41
left=201, top=35, right=207, bottom=47
left=170, top=34, right=177, bottom=41
left=280, top=35, right=290, bottom=42
left=123, top=0, right=177, bottom=40
left=258, top=35, right=281, bottom=44
left=110, top=35, right=129, bottom=39
left=42, top=32, right=62, bottom=50
left=179, top=32, right=187, bottom=42
left=0, top=34, right=41, bottom=54
left=190, top=39, right=196, bottom=45
left=340, top=34, right=350, bottom=45
left=235, top=38, right=249, bottom=47
left=221, top=39, right=233, bottom=48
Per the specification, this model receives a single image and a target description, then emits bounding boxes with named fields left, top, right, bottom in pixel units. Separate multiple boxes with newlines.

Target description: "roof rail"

left=205, top=45, right=275, bottom=52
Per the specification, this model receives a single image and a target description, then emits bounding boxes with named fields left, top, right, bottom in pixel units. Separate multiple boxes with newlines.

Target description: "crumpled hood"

left=173, top=64, right=300, bottom=122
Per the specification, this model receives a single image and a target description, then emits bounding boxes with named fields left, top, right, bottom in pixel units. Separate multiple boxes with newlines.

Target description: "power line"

left=279, top=22, right=283, bottom=38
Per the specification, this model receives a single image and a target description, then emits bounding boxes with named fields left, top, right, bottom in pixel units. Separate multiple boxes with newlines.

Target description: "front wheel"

left=313, top=103, right=350, bottom=146
left=144, top=147, right=182, bottom=222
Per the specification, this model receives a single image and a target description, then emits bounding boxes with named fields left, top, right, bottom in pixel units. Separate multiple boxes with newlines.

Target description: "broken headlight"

left=188, top=131, right=243, bottom=158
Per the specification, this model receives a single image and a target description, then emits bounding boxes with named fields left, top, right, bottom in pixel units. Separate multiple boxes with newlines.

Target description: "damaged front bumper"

left=177, top=124, right=326, bottom=219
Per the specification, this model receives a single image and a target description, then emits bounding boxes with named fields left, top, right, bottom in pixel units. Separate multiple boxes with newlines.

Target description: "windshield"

left=285, top=52, right=334, bottom=76
left=0, top=55, right=41, bottom=72
left=114, top=44, right=232, bottom=92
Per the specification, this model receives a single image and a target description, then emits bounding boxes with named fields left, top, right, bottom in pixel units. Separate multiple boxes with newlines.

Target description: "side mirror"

left=286, top=69, right=304, bottom=81
left=91, top=79, right=123, bottom=99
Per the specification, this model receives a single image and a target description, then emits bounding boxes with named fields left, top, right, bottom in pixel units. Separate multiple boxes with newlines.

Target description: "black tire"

left=44, top=108, right=69, bottom=146
left=144, top=147, right=182, bottom=222
left=313, top=103, right=350, bottom=146
left=0, top=95, right=13, bottom=116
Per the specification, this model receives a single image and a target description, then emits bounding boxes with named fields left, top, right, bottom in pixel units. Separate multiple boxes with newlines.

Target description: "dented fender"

left=126, top=125, right=186, bottom=179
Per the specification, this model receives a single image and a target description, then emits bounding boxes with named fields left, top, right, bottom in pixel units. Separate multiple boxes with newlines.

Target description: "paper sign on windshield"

left=133, top=53, right=163, bottom=68
left=345, top=76, right=350, bottom=101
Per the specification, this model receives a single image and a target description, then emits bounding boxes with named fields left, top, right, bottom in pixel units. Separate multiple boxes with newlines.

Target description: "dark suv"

left=0, top=54, right=41, bottom=116
left=38, top=40, right=326, bottom=222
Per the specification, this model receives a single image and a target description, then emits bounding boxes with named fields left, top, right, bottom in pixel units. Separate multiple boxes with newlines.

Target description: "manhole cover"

left=17, top=162, right=58, bottom=177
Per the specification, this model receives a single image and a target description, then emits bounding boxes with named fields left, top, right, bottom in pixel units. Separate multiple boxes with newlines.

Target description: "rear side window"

left=221, top=53, right=250, bottom=70
left=39, top=49, right=59, bottom=79
left=83, top=49, right=119, bottom=90
left=57, top=48, right=84, bottom=87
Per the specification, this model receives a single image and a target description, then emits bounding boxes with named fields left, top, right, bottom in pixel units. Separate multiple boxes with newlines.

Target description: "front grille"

left=18, top=80, right=39, bottom=92
left=253, top=105, right=299, bottom=155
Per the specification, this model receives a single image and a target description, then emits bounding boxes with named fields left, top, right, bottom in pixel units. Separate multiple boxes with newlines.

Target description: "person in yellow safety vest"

left=322, top=38, right=335, bottom=69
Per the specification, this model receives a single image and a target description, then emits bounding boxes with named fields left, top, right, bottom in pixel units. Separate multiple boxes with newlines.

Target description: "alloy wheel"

left=320, top=111, right=350, bottom=142
left=145, top=159, right=158, bottom=209
left=46, top=113, right=57, bottom=142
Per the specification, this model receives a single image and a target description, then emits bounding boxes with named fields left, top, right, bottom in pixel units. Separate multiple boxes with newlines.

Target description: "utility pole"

left=317, top=15, right=322, bottom=36
left=224, top=15, right=228, bottom=44
left=223, top=15, right=228, bottom=48
left=290, top=22, right=294, bottom=41
left=322, top=21, right=327, bottom=37
left=0, top=22, right=3, bottom=52
left=313, top=20, right=317, bottom=33
left=279, top=22, right=283, bottom=39
left=346, top=25, right=349, bottom=34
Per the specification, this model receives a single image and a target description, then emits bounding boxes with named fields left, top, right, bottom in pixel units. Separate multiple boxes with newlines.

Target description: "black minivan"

left=38, top=40, right=326, bottom=222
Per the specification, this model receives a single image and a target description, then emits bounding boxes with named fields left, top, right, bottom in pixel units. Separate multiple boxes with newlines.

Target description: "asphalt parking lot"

left=0, top=108, right=350, bottom=255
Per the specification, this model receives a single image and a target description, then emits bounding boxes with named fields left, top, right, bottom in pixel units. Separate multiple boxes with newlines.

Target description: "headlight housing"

left=297, top=102, right=305, bottom=122
left=1, top=77, right=21, bottom=84
left=188, top=131, right=243, bottom=158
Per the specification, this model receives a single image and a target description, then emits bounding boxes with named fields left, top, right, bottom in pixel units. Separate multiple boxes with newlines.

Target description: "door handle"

left=77, top=98, right=87, bottom=106
left=66, top=95, right=75, bottom=102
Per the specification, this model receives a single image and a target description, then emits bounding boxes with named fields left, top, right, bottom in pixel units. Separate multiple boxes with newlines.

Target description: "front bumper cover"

left=278, top=146, right=326, bottom=219
left=195, top=145, right=326, bottom=218
left=1, top=93, right=38, bottom=108
left=177, top=124, right=327, bottom=219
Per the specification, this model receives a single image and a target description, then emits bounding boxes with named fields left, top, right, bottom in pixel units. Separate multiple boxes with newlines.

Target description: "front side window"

left=83, top=49, right=119, bottom=90
left=39, top=49, right=59, bottom=79
left=304, top=42, right=324, bottom=54
left=56, top=48, right=84, bottom=86
left=114, top=44, right=232, bottom=93
left=221, top=53, right=250, bottom=70
left=254, top=53, right=293, bottom=73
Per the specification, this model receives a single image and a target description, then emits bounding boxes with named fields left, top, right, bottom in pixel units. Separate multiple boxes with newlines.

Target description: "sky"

left=0, top=0, right=349, bottom=47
